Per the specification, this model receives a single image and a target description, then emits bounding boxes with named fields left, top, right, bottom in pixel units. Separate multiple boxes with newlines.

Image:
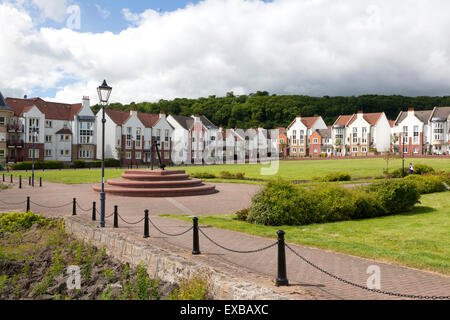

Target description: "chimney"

left=193, top=114, right=200, bottom=122
left=130, top=108, right=137, bottom=116
left=357, top=110, right=363, bottom=118
left=408, top=107, right=414, bottom=116
left=159, top=110, right=166, bottom=119
left=82, top=96, right=90, bottom=109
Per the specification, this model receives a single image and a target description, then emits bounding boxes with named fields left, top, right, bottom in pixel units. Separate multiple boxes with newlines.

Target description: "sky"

left=1, top=0, right=450, bottom=104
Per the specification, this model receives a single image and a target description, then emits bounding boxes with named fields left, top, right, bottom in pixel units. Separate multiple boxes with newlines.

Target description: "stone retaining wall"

left=64, top=217, right=311, bottom=300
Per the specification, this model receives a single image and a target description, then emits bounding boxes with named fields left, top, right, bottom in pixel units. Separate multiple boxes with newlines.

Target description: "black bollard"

left=10, top=174, right=13, bottom=183
left=192, top=217, right=201, bottom=255
left=28, top=176, right=31, bottom=186
left=26, top=196, right=30, bottom=212
left=39, top=177, right=42, bottom=187
left=2, top=173, right=4, bottom=182
left=276, top=230, right=289, bottom=286
left=113, top=205, right=119, bottom=228
left=19, top=176, right=22, bottom=189
left=143, top=210, right=150, bottom=238
left=92, top=202, right=96, bottom=221
left=72, top=198, right=77, bottom=216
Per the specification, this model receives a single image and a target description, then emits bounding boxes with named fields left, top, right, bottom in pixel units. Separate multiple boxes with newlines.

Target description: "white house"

left=97, top=109, right=173, bottom=165
left=286, top=115, right=327, bottom=157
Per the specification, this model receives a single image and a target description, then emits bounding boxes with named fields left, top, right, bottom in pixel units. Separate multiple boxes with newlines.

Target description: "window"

left=164, top=151, right=170, bottom=159
left=352, top=147, right=358, bottom=152
left=313, top=138, right=318, bottom=144
left=28, top=118, right=39, bottom=142
left=292, top=148, right=297, bottom=153
left=280, top=138, right=284, bottom=144
left=299, top=148, right=304, bottom=153
left=352, top=127, right=358, bottom=143
left=135, top=128, right=142, bottom=148
left=413, top=126, right=419, bottom=144
left=45, top=120, right=52, bottom=128
left=313, top=148, right=317, bottom=153
left=79, top=150, right=92, bottom=159
left=45, top=135, right=52, bottom=143
left=126, top=127, right=132, bottom=148
left=80, top=122, right=93, bottom=144
left=0, top=149, right=4, bottom=157
left=403, top=126, right=408, bottom=144
left=135, top=152, right=142, bottom=160
left=362, top=147, right=367, bottom=152
left=125, top=152, right=131, bottom=159
left=0, top=117, right=5, bottom=126
left=165, top=129, right=170, bottom=148
left=156, top=129, right=161, bottom=142
left=45, top=149, right=52, bottom=157
left=403, top=147, right=408, bottom=153
left=28, top=149, right=39, bottom=159
left=413, top=148, right=419, bottom=154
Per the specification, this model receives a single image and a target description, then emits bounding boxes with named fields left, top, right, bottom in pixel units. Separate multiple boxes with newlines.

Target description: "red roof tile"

left=348, top=112, right=383, bottom=126
left=6, top=97, right=82, bottom=120
left=301, top=117, right=320, bottom=128
left=137, top=112, right=160, bottom=128
left=105, top=109, right=131, bottom=125
left=333, top=115, right=353, bottom=126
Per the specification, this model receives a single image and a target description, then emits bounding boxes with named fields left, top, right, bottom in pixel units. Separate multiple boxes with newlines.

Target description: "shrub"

left=351, top=189, right=381, bottom=219
left=413, top=164, right=435, bottom=175
left=219, top=171, right=234, bottom=179
left=0, top=212, right=52, bottom=233
left=168, top=274, right=209, bottom=300
left=11, top=161, right=65, bottom=170
left=369, top=179, right=420, bottom=215
left=404, top=175, right=445, bottom=194
left=191, top=172, right=216, bottom=179
left=315, top=172, right=351, bottom=182
left=235, top=208, right=249, bottom=221
left=235, top=172, right=246, bottom=180
left=71, top=160, right=86, bottom=168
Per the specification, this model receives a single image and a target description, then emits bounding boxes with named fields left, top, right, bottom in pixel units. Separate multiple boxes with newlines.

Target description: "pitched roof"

left=137, top=113, right=160, bottom=128
left=6, top=97, right=82, bottom=120
left=170, top=115, right=194, bottom=130
left=317, top=127, right=332, bottom=138
left=395, top=109, right=433, bottom=124
left=301, top=117, right=321, bottom=128
left=389, top=120, right=395, bottom=128
left=333, top=115, right=353, bottom=126
left=431, top=106, right=450, bottom=120
left=0, top=92, right=12, bottom=112
left=56, top=128, right=73, bottom=135
left=287, top=116, right=321, bottom=129
left=105, top=109, right=131, bottom=125
left=200, top=115, right=217, bottom=129
left=348, top=112, right=383, bottom=126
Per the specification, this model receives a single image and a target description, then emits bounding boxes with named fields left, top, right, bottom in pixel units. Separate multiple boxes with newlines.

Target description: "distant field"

left=175, top=158, right=450, bottom=181
left=6, top=158, right=449, bottom=184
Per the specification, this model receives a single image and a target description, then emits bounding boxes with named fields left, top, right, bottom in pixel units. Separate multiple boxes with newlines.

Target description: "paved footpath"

left=0, top=181, right=449, bottom=300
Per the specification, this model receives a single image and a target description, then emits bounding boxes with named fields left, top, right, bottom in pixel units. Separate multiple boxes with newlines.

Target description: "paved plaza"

left=0, top=181, right=449, bottom=300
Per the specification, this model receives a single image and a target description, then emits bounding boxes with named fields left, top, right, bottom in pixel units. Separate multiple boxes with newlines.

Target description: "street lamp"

left=31, top=127, right=38, bottom=187
left=97, top=80, right=112, bottom=228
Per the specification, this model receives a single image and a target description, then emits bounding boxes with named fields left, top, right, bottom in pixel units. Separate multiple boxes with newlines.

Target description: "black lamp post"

left=97, top=80, right=112, bottom=228
left=31, top=127, right=38, bottom=187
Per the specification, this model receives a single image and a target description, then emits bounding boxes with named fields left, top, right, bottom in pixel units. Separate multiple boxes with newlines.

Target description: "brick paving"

left=0, top=181, right=449, bottom=300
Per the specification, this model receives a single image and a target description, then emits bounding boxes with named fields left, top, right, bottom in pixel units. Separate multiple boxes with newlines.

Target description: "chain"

left=30, top=201, right=73, bottom=209
left=148, top=218, right=193, bottom=237
left=0, top=199, right=27, bottom=205
left=199, top=227, right=278, bottom=254
left=285, top=244, right=449, bottom=300
left=117, top=214, right=145, bottom=225
left=76, top=202, right=92, bottom=212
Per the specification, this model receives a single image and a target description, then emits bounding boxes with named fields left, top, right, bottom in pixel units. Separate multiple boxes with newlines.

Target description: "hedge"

left=11, top=160, right=65, bottom=170
left=246, top=178, right=421, bottom=226
left=313, top=172, right=351, bottom=182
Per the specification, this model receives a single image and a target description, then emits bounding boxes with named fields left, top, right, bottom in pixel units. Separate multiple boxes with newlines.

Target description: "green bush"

left=404, top=175, right=445, bottom=194
left=11, top=160, right=65, bottom=170
left=314, top=172, right=351, bottom=182
left=413, top=164, right=435, bottom=175
left=219, top=171, right=234, bottom=179
left=72, top=160, right=86, bottom=168
left=0, top=212, right=53, bottom=233
left=191, top=172, right=216, bottom=179
left=247, top=178, right=422, bottom=226
left=235, top=208, right=249, bottom=221
left=369, top=179, right=420, bottom=215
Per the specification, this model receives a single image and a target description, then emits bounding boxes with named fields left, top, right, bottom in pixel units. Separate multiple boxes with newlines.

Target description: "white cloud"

left=32, top=0, right=68, bottom=22
left=2, top=0, right=450, bottom=105
left=95, top=4, right=110, bottom=20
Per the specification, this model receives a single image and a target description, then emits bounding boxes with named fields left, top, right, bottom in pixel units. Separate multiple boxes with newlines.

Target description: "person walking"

left=408, top=163, right=414, bottom=175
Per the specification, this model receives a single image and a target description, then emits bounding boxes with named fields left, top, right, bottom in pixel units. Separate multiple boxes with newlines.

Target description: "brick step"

left=92, top=183, right=216, bottom=197
left=123, top=169, right=186, bottom=176
left=122, top=173, right=190, bottom=181
left=106, top=178, right=203, bottom=189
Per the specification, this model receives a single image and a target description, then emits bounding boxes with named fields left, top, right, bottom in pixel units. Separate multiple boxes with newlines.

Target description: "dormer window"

left=45, top=120, right=52, bottom=128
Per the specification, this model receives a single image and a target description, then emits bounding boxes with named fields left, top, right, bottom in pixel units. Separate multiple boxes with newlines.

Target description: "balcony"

left=7, top=124, right=24, bottom=132
left=7, top=140, right=24, bottom=148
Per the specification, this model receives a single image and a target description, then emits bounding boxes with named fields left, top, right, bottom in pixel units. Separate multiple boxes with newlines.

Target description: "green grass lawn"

left=6, top=157, right=449, bottom=184
left=163, top=192, right=450, bottom=275
left=175, top=158, right=449, bottom=181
